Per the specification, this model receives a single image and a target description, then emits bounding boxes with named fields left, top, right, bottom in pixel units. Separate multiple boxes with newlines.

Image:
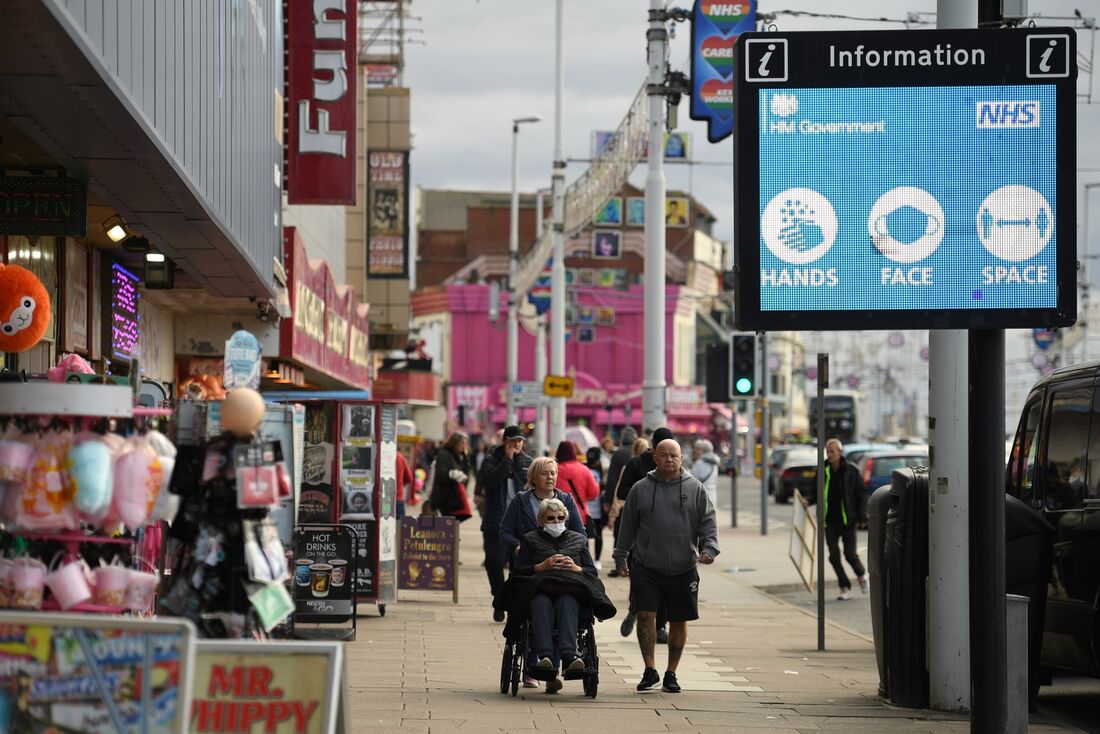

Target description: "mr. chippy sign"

left=190, top=641, right=344, bottom=734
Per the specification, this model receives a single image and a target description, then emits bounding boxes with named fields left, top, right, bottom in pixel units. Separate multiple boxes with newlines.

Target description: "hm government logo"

left=770, top=93, right=798, bottom=117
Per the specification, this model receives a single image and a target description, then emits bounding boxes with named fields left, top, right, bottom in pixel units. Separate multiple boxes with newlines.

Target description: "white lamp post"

left=507, top=114, right=542, bottom=426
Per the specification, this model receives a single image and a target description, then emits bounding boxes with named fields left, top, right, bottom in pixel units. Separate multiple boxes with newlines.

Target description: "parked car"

left=1006, top=361, right=1100, bottom=679
left=766, top=444, right=808, bottom=496
left=773, top=446, right=819, bottom=504
left=858, top=449, right=929, bottom=495
left=842, top=442, right=898, bottom=466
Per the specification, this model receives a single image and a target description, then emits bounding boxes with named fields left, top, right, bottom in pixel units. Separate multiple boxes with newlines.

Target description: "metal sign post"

left=816, top=353, right=828, bottom=652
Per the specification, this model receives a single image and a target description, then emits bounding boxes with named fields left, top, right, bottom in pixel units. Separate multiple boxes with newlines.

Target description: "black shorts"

left=630, top=564, right=699, bottom=622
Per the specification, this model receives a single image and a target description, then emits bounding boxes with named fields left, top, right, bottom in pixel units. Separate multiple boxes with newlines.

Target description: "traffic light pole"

left=760, top=333, right=769, bottom=537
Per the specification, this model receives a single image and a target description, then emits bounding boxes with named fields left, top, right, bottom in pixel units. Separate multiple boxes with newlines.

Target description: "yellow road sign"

left=543, top=375, right=575, bottom=398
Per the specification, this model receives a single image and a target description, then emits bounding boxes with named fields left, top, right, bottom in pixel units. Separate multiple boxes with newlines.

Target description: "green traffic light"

left=735, top=377, right=753, bottom=394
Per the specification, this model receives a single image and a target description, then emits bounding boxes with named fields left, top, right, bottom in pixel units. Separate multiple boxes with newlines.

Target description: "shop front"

left=280, top=226, right=372, bottom=393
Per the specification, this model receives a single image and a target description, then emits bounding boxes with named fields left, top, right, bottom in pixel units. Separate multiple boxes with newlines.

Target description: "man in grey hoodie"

left=613, top=438, right=720, bottom=693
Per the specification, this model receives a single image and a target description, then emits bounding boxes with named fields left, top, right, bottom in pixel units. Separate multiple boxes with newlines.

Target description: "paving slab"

left=341, top=511, right=1081, bottom=732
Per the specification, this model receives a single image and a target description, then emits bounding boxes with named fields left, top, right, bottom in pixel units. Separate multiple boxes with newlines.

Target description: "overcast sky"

left=403, top=1, right=1100, bottom=432
left=404, top=0, right=1099, bottom=249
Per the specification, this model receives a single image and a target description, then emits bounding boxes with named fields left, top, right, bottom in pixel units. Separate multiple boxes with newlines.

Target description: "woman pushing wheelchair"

left=495, top=458, right=615, bottom=695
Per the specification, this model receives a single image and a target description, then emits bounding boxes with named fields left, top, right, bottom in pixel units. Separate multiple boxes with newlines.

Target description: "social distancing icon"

left=977, top=185, right=1053, bottom=262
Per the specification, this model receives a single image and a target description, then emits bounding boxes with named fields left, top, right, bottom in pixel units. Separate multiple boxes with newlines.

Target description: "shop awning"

left=0, top=2, right=280, bottom=297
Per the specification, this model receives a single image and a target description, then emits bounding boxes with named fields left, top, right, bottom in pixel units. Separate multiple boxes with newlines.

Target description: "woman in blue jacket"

left=499, top=456, right=585, bottom=558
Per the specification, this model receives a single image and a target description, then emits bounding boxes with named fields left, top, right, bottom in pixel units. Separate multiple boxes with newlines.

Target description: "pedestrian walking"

left=613, top=438, right=720, bottom=693
left=427, top=432, right=473, bottom=521
left=602, top=427, right=636, bottom=576
left=807, top=438, right=869, bottom=600
left=395, top=449, right=415, bottom=518
left=610, top=429, right=671, bottom=641
left=475, top=425, right=533, bottom=621
left=690, top=439, right=721, bottom=511
left=584, top=446, right=608, bottom=568
left=553, top=440, right=600, bottom=539
left=499, top=457, right=586, bottom=562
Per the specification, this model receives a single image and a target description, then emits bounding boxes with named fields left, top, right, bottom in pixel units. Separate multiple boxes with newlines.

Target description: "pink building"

left=412, top=282, right=729, bottom=442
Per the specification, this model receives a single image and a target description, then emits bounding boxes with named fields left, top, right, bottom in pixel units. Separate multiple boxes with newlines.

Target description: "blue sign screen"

left=757, top=84, right=1058, bottom=313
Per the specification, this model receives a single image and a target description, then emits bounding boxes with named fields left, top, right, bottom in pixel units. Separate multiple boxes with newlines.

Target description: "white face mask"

left=544, top=522, right=566, bottom=537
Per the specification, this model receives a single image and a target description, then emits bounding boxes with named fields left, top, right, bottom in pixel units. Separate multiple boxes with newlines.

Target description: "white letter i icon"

left=758, top=44, right=775, bottom=76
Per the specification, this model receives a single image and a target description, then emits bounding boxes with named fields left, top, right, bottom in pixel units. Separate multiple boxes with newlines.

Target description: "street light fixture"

left=507, top=114, right=542, bottom=425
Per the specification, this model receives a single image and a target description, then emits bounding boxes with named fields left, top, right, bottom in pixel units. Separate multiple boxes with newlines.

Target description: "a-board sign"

left=0, top=612, right=196, bottom=733
left=398, top=516, right=458, bottom=600
left=789, top=490, right=817, bottom=593
left=190, top=640, right=345, bottom=734
left=293, top=524, right=357, bottom=623
left=734, top=28, right=1077, bottom=331
left=341, top=519, right=377, bottom=600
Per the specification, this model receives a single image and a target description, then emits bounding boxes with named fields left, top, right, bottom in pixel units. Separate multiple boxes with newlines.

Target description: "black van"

left=1006, top=361, right=1100, bottom=677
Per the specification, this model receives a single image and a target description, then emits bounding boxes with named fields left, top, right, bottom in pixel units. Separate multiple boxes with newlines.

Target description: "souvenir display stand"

left=263, top=391, right=399, bottom=618
left=158, top=389, right=298, bottom=640
left=0, top=379, right=170, bottom=617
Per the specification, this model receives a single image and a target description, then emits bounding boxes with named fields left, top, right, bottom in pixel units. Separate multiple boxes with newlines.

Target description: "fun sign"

left=690, top=0, right=756, bottom=142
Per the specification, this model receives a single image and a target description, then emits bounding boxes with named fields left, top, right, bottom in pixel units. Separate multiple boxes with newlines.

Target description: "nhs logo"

left=976, top=101, right=1040, bottom=129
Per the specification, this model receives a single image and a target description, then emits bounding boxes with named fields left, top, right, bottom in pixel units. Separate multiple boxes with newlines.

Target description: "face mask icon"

left=867, top=187, right=946, bottom=264
left=873, top=205, right=941, bottom=245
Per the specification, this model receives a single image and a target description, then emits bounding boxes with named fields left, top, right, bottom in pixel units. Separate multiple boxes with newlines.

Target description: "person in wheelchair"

left=498, top=497, right=616, bottom=692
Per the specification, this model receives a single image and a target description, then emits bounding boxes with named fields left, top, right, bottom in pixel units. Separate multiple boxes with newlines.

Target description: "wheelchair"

left=499, top=606, right=600, bottom=698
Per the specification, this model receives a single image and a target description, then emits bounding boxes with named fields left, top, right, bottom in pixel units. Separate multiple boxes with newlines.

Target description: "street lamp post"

left=507, top=115, right=542, bottom=426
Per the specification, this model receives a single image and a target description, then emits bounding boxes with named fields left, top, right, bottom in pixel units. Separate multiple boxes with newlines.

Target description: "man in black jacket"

left=808, top=438, right=869, bottom=600
left=602, top=426, right=636, bottom=574
left=476, top=425, right=533, bottom=620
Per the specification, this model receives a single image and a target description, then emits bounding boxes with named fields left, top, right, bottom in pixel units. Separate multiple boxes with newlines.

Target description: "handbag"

left=567, top=479, right=597, bottom=538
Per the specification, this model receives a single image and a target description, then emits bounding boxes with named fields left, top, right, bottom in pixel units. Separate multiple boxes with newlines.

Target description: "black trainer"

left=636, top=667, right=660, bottom=691
left=662, top=671, right=681, bottom=693
left=492, top=608, right=505, bottom=623
left=620, top=612, right=636, bottom=637
left=656, top=626, right=668, bottom=644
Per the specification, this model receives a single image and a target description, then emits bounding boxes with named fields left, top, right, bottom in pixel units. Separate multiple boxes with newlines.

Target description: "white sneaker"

left=837, top=588, right=852, bottom=601
left=594, top=560, right=603, bottom=570
left=859, top=575, right=869, bottom=594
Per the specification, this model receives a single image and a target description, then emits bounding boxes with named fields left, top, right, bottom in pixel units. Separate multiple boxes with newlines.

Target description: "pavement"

left=342, top=480, right=1087, bottom=733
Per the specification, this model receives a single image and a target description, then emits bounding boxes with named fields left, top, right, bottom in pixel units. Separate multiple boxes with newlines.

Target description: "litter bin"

left=867, top=485, right=895, bottom=698
left=1005, top=494, right=1054, bottom=712
left=883, top=466, right=929, bottom=708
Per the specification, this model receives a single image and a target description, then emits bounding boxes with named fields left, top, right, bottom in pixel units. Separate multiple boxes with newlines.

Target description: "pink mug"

left=93, top=564, right=131, bottom=607
left=45, top=557, right=92, bottom=611
left=125, top=569, right=159, bottom=612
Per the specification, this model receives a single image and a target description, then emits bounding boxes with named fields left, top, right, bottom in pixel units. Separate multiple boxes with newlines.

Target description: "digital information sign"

left=733, top=28, right=1077, bottom=331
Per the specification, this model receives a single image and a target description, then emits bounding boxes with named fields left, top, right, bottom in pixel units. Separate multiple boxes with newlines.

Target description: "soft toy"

left=0, top=264, right=51, bottom=353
